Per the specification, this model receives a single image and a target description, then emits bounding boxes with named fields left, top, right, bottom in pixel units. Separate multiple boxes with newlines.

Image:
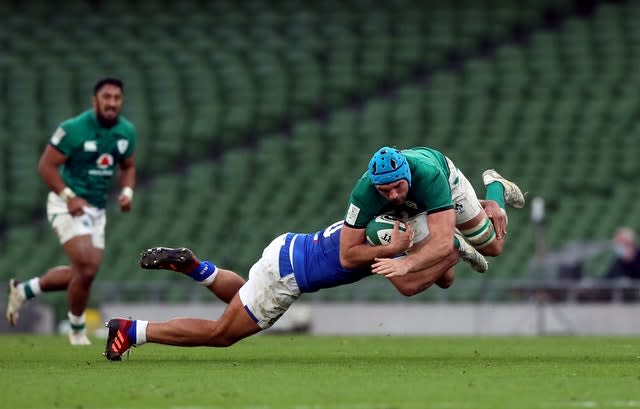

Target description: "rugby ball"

left=365, top=215, right=407, bottom=246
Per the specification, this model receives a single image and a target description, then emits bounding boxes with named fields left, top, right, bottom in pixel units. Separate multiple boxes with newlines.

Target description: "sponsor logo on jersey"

left=346, top=203, right=360, bottom=225
left=50, top=127, right=66, bottom=145
left=88, top=169, right=114, bottom=176
left=96, top=153, right=114, bottom=169
left=117, top=139, right=129, bottom=154
left=84, top=140, right=97, bottom=152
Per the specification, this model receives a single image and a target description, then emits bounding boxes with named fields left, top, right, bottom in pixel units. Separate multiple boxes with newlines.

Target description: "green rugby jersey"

left=344, top=147, right=453, bottom=228
left=49, top=110, right=137, bottom=208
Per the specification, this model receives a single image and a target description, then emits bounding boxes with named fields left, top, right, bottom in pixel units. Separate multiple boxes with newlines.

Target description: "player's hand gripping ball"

left=365, top=215, right=407, bottom=246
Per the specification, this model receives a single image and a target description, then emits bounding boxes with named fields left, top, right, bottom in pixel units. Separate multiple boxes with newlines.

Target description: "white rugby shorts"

left=400, top=157, right=482, bottom=243
left=446, top=156, right=483, bottom=225
left=46, top=192, right=106, bottom=249
left=238, top=233, right=301, bottom=329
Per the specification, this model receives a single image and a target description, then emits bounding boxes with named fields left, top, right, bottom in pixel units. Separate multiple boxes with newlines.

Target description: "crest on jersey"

left=117, top=139, right=128, bottom=154
left=96, top=153, right=114, bottom=169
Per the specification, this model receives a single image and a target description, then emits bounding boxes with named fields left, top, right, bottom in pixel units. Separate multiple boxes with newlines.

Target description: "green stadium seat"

left=2, top=0, right=634, bottom=305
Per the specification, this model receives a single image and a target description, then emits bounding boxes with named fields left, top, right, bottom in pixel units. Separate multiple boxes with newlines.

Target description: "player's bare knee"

left=72, top=261, right=100, bottom=282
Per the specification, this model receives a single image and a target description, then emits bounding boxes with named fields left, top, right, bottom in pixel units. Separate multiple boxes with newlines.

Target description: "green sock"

left=486, top=182, right=506, bottom=210
left=453, top=235, right=460, bottom=250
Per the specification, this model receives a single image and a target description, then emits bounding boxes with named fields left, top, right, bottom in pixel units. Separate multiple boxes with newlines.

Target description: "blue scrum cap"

left=368, top=147, right=412, bottom=186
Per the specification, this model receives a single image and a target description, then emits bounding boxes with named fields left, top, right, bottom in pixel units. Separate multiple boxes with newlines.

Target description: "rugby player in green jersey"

left=341, top=146, right=524, bottom=281
left=6, top=78, right=137, bottom=345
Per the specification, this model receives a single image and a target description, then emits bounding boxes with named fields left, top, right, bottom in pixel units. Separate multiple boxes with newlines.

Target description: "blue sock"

left=187, top=261, right=218, bottom=284
left=126, top=320, right=137, bottom=344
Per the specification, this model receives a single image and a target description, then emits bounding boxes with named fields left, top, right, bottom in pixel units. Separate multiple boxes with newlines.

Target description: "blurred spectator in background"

left=605, top=227, right=640, bottom=280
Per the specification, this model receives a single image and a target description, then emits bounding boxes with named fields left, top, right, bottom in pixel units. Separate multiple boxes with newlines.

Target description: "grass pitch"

left=1, top=334, right=638, bottom=409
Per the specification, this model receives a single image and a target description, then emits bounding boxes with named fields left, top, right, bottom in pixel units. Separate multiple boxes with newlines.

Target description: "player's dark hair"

left=93, top=77, right=124, bottom=95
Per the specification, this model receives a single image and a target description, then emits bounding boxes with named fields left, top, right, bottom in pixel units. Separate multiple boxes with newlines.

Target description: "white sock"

left=68, top=311, right=86, bottom=333
left=19, top=277, right=42, bottom=300
left=136, top=320, right=148, bottom=345
left=199, top=267, right=218, bottom=286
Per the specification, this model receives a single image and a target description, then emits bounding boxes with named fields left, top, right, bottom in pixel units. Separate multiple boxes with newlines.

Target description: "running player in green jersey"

left=6, top=78, right=137, bottom=345
left=341, top=146, right=524, bottom=280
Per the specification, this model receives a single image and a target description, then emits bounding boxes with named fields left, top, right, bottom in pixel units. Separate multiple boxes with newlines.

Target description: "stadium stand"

left=1, top=0, right=637, bottom=309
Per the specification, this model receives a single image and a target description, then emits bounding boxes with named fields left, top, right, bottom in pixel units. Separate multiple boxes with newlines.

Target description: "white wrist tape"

left=59, top=187, right=76, bottom=203
left=121, top=186, right=134, bottom=200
